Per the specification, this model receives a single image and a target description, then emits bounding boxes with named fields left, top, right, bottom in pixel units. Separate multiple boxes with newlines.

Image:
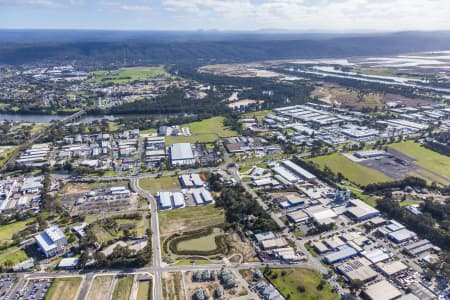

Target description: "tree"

left=350, top=279, right=364, bottom=292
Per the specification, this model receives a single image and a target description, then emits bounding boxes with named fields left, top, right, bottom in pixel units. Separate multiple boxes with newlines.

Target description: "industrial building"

left=337, top=258, right=378, bottom=283
left=362, top=280, right=402, bottom=300
left=387, top=228, right=417, bottom=244
left=179, top=174, right=204, bottom=188
left=404, top=239, right=435, bottom=257
left=169, top=143, right=195, bottom=167
left=158, top=191, right=186, bottom=210
left=346, top=199, right=380, bottom=221
left=305, top=205, right=338, bottom=225
left=376, top=260, right=408, bottom=277
left=361, top=249, right=390, bottom=264
left=354, top=150, right=387, bottom=159
left=324, top=245, right=358, bottom=264
left=35, top=226, right=67, bottom=258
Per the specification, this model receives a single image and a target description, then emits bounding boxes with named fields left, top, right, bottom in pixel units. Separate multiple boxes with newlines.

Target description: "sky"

left=1, top=0, right=450, bottom=32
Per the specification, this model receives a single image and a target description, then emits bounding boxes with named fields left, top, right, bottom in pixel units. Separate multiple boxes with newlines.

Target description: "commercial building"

left=58, top=258, right=79, bottom=269
left=169, top=143, right=195, bottom=167
left=35, top=226, right=67, bottom=258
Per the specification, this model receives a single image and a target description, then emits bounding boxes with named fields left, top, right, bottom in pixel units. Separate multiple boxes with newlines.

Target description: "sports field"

left=308, top=153, right=391, bottom=186
left=389, top=141, right=450, bottom=184
left=159, top=205, right=225, bottom=237
left=266, top=268, right=339, bottom=300
left=45, top=277, right=82, bottom=300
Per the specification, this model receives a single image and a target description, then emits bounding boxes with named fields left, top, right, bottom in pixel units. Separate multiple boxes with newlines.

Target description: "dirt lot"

left=226, top=231, right=259, bottom=263
left=162, top=272, right=185, bottom=300
left=86, top=275, right=114, bottom=300
left=184, top=270, right=249, bottom=299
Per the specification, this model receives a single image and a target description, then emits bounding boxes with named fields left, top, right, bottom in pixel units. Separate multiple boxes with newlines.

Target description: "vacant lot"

left=45, top=277, right=82, bottom=300
left=266, top=268, right=339, bottom=300
left=91, top=67, right=174, bottom=84
left=86, top=276, right=114, bottom=300
left=137, top=280, right=152, bottom=300
left=112, top=276, right=134, bottom=300
left=162, top=272, right=184, bottom=300
left=312, top=85, right=383, bottom=109
left=183, top=116, right=238, bottom=138
left=308, top=153, right=391, bottom=186
left=139, top=176, right=180, bottom=191
left=389, top=141, right=450, bottom=184
left=159, top=205, right=225, bottom=237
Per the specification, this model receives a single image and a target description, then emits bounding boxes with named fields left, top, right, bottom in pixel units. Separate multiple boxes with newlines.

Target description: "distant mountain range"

left=1, top=30, right=450, bottom=65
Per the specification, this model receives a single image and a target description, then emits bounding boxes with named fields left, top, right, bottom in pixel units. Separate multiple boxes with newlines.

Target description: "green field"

left=165, top=134, right=217, bottom=144
left=0, top=249, right=28, bottom=267
left=0, top=218, right=35, bottom=244
left=90, top=67, right=174, bottom=84
left=45, top=277, right=82, bottom=300
left=182, top=116, right=237, bottom=138
left=159, top=205, right=225, bottom=236
left=266, top=268, right=339, bottom=300
left=112, top=276, right=134, bottom=300
left=176, top=227, right=223, bottom=252
left=139, top=176, right=180, bottom=191
left=389, top=141, right=450, bottom=184
left=308, top=153, right=391, bottom=186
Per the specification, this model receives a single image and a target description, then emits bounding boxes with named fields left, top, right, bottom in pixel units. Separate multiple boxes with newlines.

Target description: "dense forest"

left=3, top=31, right=450, bottom=65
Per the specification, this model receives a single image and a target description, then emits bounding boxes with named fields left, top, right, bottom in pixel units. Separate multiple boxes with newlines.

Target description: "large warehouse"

left=169, top=143, right=195, bottom=167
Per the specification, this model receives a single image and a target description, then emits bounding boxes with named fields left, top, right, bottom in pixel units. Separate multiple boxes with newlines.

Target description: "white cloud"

left=0, top=0, right=60, bottom=7
left=99, top=0, right=152, bottom=12
left=161, top=0, right=450, bottom=31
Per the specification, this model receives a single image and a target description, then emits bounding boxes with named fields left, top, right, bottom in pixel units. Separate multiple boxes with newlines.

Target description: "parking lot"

left=0, top=276, right=16, bottom=299
left=11, top=278, right=52, bottom=300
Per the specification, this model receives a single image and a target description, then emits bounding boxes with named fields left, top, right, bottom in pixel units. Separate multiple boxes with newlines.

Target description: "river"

left=291, top=67, right=450, bottom=95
